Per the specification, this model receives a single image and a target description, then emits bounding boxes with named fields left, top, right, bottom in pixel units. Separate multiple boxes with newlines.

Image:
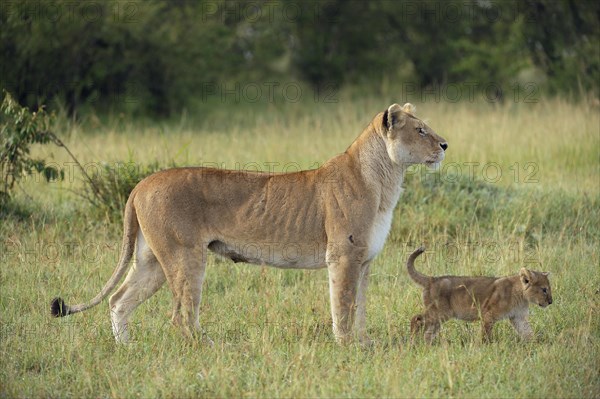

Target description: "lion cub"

left=407, top=246, right=552, bottom=343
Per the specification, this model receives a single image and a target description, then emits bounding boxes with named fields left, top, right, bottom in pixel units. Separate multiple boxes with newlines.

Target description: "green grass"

left=1, top=97, right=599, bottom=398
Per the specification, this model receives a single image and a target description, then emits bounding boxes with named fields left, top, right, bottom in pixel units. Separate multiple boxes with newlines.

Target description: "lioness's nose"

left=440, top=142, right=448, bottom=151
left=548, top=298, right=553, bottom=305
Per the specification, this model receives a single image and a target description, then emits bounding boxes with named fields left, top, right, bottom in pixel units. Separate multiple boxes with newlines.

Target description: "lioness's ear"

left=541, top=272, right=550, bottom=277
left=520, top=268, right=532, bottom=285
left=385, top=103, right=407, bottom=134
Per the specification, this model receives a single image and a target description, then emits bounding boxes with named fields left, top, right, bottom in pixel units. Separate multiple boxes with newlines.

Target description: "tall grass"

left=1, top=97, right=598, bottom=398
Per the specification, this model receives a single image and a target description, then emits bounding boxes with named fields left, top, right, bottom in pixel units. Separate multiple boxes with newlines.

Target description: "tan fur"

left=51, top=104, right=448, bottom=345
left=407, top=247, right=553, bottom=343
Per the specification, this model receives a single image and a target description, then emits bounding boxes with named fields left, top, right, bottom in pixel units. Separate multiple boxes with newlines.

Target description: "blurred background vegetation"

left=1, top=0, right=599, bottom=117
left=0, top=5, right=599, bottom=396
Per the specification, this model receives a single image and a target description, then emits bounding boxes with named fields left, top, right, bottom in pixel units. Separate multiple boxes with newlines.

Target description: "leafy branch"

left=1, top=91, right=63, bottom=203
left=0, top=91, right=103, bottom=205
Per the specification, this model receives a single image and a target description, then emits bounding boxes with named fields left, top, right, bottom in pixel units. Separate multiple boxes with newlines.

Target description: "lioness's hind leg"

left=160, top=247, right=208, bottom=341
left=109, top=238, right=166, bottom=343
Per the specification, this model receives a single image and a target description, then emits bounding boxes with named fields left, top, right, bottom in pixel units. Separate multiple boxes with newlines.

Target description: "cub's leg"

left=355, top=260, right=373, bottom=345
left=418, top=306, right=446, bottom=344
left=109, top=232, right=166, bottom=343
left=410, top=314, right=425, bottom=339
left=509, top=313, right=534, bottom=340
left=481, top=314, right=498, bottom=343
left=423, top=318, right=442, bottom=344
left=326, top=243, right=365, bottom=344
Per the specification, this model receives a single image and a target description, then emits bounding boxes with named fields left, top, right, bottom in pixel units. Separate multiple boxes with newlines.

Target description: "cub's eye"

left=417, top=127, right=427, bottom=137
left=542, top=288, right=547, bottom=294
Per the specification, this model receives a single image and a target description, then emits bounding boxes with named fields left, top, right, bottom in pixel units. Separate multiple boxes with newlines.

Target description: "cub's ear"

left=541, top=272, right=551, bottom=277
left=384, top=103, right=408, bottom=134
left=520, top=268, right=532, bottom=285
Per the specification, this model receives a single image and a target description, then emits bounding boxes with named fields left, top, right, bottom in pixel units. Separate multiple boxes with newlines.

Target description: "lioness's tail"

left=51, top=191, right=139, bottom=317
left=406, top=246, right=430, bottom=287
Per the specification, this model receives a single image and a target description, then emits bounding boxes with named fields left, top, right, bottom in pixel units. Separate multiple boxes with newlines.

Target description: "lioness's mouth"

left=426, top=152, right=445, bottom=167
left=425, top=158, right=443, bottom=170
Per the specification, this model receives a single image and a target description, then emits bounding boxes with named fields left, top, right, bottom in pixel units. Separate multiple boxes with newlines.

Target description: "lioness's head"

left=382, top=103, right=448, bottom=168
left=520, top=268, right=553, bottom=307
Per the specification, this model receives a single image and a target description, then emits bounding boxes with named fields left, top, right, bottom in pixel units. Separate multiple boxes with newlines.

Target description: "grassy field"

left=1, top=96, right=599, bottom=398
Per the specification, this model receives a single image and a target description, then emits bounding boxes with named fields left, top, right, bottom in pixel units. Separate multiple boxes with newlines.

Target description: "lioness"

left=51, top=103, right=448, bottom=345
left=407, top=247, right=553, bottom=343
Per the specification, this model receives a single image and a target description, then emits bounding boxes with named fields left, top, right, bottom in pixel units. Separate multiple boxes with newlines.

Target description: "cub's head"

left=382, top=103, right=448, bottom=168
left=520, top=268, right=553, bottom=307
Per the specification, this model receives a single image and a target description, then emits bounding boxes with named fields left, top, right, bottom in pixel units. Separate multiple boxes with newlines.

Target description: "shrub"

left=0, top=91, right=64, bottom=204
left=78, top=160, right=164, bottom=222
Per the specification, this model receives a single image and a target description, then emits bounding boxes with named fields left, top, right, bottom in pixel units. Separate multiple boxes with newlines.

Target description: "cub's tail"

left=406, top=246, right=430, bottom=287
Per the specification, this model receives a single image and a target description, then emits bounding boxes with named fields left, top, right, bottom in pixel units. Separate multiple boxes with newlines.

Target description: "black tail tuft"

left=50, top=297, right=70, bottom=317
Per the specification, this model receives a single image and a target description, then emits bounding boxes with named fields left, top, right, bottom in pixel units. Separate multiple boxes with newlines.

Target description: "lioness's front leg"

left=326, top=242, right=366, bottom=344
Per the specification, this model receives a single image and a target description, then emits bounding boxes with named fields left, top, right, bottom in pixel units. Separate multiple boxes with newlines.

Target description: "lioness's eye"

left=417, top=127, right=426, bottom=136
left=542, top=288, right=547, bottom=293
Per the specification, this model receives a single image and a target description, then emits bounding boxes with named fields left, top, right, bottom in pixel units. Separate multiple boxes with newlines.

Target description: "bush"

left=79, top=161, right=164, bottom=222
left=0, top=91, right=64, bottom=204
left=0, top=91, right=165, bottom=222
left=394, top=170, right=599, bottom=243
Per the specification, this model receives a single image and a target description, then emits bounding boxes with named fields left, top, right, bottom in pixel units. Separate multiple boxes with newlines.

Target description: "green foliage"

left=522, top=0, right=600, bottom=94
left=79, top=161, right=163, bottom=222
left=0, top=91, right=63, bottom=203
left=398, top=172, right=513, bottom=237
left=0, top=0, right=251, bottom=115
left=292, top=1, right=405, bottom=88
left=1, top=0, right=598, bottom=116
left=397, top=171, right=599, bottom=244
